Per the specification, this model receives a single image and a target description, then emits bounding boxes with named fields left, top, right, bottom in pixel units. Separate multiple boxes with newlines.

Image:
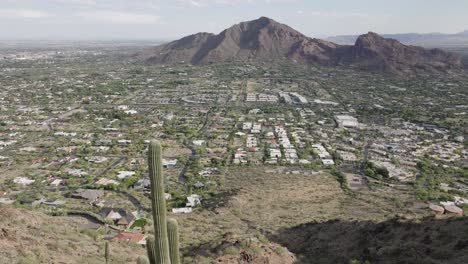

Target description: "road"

left=360, top=140, right=373, bottom=172
left=114, top=190, right=151, bottom=212
left=178, top=108, right=212, bottom=183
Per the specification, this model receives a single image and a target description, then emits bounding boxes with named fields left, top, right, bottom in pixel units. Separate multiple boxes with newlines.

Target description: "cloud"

left=50, top=0, right=97, bottom=5
left=77, top=11, right=160, bottom=24
left=178, top=0, right=297, bottom=7
left=0, top=8, right=49, bottom=18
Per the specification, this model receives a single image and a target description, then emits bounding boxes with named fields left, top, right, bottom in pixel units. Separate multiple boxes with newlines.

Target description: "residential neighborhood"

left=0, top=43, right=467, bottom=263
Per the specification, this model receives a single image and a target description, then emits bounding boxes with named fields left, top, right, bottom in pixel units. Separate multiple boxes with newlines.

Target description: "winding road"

left=178, top=108, right=212, bottom=183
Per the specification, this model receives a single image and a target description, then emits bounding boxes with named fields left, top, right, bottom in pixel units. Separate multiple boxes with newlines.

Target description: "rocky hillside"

left=273, top=216, right=468, bottom=264
left=139, top=17, right=465, bottom=74
left=0, top=207, right=146, bottom=263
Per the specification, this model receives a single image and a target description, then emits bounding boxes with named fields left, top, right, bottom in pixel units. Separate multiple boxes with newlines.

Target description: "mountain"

left=141, top=17, right=306, bottom=64
left=458, top=30, right=468, bottom=36
left=339, top=32, right=463, bottom=73
left=139, top=17, right=464, bottom=74
left=327, top=31, right=468, bottom=47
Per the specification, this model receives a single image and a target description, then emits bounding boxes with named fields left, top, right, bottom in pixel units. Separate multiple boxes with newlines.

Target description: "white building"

left=14, top=177, right=35, bottom=185
left=193, top=140, right=205, bottom=146
left=334, top=115, right=359, bottom=128
left=186, top=194, right=202, bottom=207
left=172, top=207, right=192, bottom=214
left=117, top=171, right=136, bottom=179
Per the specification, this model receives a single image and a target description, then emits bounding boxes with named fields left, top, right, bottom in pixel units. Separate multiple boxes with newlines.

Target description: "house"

left=172, top=207, right=192, bottom=214
left=322, top=159, right=335, bottom=165
left=269, top=149, right=282, bottom=158
left=186, top=194, right=202, bottom=207
left=112, top=232, right=146, bottom=244
left=124, top=110, right=138, bottom=115
left=67, top=168, right=88, bottom=177
left=57, top=146, right=79, bottom=153
left=0, top=198, right=15, bottom=204
left=117, top=139, right=132, bottom=145
left=116, top=105, right=129, bottom=111
left=129, top=158, right=145, bottom=166
left=100, top=208, right=136, bottom=228
left=162, top=159, right=178, bottom=168
left=235, top=132, right=246, bottom=137
left=454, top=196, right=468, bottom=206
left=290, top=92, right=308, bottom=104
left=334, top=115, right=359, bottom=128
left=19, top=198, right=43, bottom=206
left=194, top=182, right=205, bottom=188
left=249, top=109, right=261, bottom=114
left=54, top=131, right=77, bottom=137
left=199, top=167, right=219, bottom=176
left=85, top=156, right=108, bottom=164
left=50, top=178, right=64, bottom=187
left=42, top=198, right=66, bottom=206
left=134, top=178, right=150, bottom=190
left=95, top=178, right=120, bottom=186
left=193, top=140, right=205, bottom=146
left=0, top=140, right=16, bottom=147
left=13, top=177, right=35, bottom=185
left=117, top=171, right=136, bottom=179
left=72, top=189, right=104, bottom=202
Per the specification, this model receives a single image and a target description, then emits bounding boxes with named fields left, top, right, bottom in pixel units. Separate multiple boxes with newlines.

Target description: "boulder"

left=429, top=204, right=445, bottom=215
left=444, top=205, right=463, bottom=216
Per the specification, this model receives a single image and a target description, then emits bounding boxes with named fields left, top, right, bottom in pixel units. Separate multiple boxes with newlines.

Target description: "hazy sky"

left=1, top=0, right=467, bottom=40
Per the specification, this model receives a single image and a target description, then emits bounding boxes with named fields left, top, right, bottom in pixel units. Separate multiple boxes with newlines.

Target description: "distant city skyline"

left=0, top=0, right=467, bottom=40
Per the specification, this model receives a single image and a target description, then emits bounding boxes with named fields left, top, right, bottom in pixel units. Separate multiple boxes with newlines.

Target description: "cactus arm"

left=167, top=218, right=181, bottom=264
left=105, top=241, right=110, bottom=264
left=146, top=236, right=157, bottom=264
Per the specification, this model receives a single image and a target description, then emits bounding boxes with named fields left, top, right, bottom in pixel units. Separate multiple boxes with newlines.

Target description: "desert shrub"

left=251, top=245, right=262, bottom=254
left=16, top=252, right=41, bottom=264
left=223, top=246, right=239, bottom=255
left=272, top=245, right=285, bottom=256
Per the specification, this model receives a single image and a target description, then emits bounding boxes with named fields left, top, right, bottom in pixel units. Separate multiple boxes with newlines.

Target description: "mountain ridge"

left=139, top=17, right=464, bottom=74
left=327, top=30, right=468, bottom=46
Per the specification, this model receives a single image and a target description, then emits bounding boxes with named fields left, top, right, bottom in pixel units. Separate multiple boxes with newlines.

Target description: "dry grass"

left=0, top=207, right=145, bottom=264
left=175, top=166, right=425, bottom=249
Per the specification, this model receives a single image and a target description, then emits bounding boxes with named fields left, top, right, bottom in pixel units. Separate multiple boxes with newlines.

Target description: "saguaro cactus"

left=148, top=140, right=171, bottom=264
left=146, top=236, right=157, bottom=264
left=105, top=241, right=110, bottom=264
left=167, top=218, right=181, bottom=264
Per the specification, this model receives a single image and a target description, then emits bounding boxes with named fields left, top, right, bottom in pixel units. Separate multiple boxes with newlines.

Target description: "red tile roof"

left=112, top=232, right=145, bottom=243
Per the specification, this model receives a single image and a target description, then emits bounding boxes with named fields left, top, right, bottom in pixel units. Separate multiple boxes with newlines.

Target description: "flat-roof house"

left=334, top=115, right=359, bottom=128
left=72, top=189, right=104, bottom=202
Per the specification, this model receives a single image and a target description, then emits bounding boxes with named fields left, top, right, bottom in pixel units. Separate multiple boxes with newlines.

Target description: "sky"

left=0, top=0, right=467, bottom=40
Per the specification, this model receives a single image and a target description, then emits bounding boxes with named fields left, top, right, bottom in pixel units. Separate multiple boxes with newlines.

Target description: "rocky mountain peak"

left=140, top=17, right=464, bottom=74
